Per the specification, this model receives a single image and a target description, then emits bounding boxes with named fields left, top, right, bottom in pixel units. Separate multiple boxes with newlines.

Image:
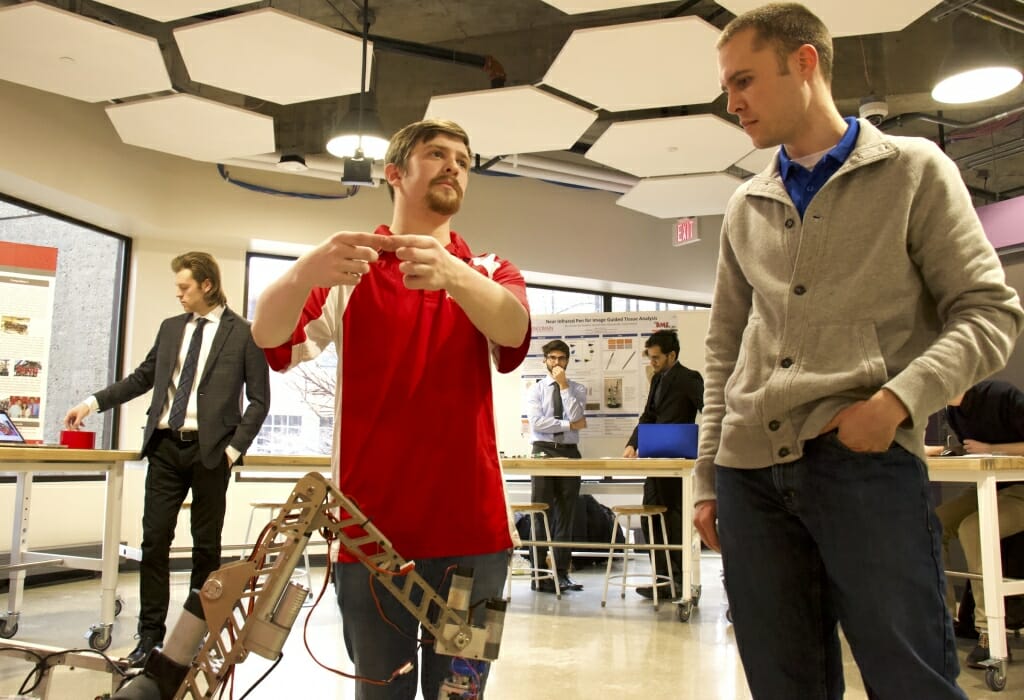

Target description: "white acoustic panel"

left=424, top=86, right=597, bottom=157
left=716, top=0, right=940, bottom=37
left=174, top=8, right=369, bottom=105
left=735, top=147, right=777, bottom=175
left=587, top=114, right=751, bottom=177
left=617, top=173, right=743, bottom=219
left=540, top=0, right=676, bottom=13
left=106, top=94, right=275, bottom=162
left=543, top=16, right=722, bottom=111
left=92, top=1, right=251, bottom=23
left=0, top=2, right=171, bottom=102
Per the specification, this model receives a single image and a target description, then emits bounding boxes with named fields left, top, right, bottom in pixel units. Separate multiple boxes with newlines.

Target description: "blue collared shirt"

left=778, top=116, right=859, bottom=218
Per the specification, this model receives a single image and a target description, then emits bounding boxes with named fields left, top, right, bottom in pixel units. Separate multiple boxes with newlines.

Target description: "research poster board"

left=0, top=241, right=57, bottom=441
left=493, top=309, right=710, bottom=458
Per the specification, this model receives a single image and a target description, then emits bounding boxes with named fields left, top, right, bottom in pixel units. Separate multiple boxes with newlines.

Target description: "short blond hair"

left=718, top=2, right=834, bottom=84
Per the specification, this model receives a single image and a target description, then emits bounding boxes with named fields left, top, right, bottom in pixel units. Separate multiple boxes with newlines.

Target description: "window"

left=610, top=296, right=703, bottom=312
left=245, top=253, right=335, bottom=455
left=526, top=287, right=603, bottom=314
left=0, top=195, right=129, bottom=448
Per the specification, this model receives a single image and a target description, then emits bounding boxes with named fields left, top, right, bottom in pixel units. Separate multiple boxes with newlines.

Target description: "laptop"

left=0, top=410, right=66, bottom=448
left=637, top=423, right=698, bottom=458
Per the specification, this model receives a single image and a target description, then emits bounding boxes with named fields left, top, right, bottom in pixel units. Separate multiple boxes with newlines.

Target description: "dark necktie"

left=552, top=382, right=564, bottom=441
left=168, top=317, right=208, bottom=431
left=652, top=373, right=664, bottom=406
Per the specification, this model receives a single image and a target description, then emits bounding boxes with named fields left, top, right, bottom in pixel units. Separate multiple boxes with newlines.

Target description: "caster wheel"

left=0, top=620, right=18, bottom=639
left=986, top=666, right=1007, bottom=692
left=88, top=627, right=112, bottom=651
left=114, top=597, right=124, bottom=617
left=677, top=601, right=692, bottom=622
left=691, top=585, right=702, bottom=607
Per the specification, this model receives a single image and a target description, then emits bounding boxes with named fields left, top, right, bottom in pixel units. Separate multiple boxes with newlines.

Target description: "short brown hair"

left=384, top=119, right=472, bottom=200
left=718, top=3, right=834, bottom=84
left=171, top=252, right=226, bottom=307
left=542, top=339, right=570, bottom=357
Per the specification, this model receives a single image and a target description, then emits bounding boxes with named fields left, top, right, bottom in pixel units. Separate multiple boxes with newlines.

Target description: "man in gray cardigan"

left=692, top=4, right=1022, bottom=699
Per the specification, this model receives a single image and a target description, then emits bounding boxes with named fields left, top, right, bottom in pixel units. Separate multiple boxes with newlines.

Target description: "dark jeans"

left=531, top=442, right=582, bottom=572
left=334, top=549, right=509, bottom=699
left=643, top=476, right=683, bottom=582
left=139, top=432, right=230, bottom=639
left=717, top=433, right=965, bottom=700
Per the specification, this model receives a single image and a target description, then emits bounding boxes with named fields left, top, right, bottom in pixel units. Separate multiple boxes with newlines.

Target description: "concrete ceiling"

left=1, top=0, right=1023, bottom=210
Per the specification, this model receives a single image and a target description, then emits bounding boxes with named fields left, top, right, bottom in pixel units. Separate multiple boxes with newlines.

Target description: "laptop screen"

left=637, top=423, right=698, bottom=458
left=0, top=411, right=26, bottom=444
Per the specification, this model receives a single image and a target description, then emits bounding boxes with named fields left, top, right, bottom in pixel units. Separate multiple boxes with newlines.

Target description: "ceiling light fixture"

left=325, top=0, right=387, bottom=182
left=931, top=14, right=1022, bottom=104
left=276, top=153, right=309, bottom=172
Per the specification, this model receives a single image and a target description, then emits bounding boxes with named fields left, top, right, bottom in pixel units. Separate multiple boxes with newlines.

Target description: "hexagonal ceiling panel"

left=540, top=0, right=677, bottom=13
left=424, top=85, right=597, bottom=157
left=174, top=8, right=369, bottom=105
left=715, top=1, right=939, bottom=37
left=106, top=94, right=275, bottom=162
left=93, top=1, right=249, bottom=23
left=735, top=147, right=777, bottom=175
left=542, top=16, right=722, bottom=111
left=0, top=2, right=171, bottom=103
left=587, top=114, right=751, bottom=177
left=617, top=172, right=743, bottom=219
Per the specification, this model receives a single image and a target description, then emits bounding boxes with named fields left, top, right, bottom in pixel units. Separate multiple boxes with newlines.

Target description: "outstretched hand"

left=64, top=404, right=89, bottom=430
left=297, top=232, right=381, bottom=288
left=382, top=234, right=460, bottom=291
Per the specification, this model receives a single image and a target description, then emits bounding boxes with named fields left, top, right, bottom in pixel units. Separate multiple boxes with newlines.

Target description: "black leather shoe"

left=560, top=575, right=583, bottom=591
left=126, top=634, right=161, bottom=668
left=533, top=578, right=560, bottom=594
left=635, top=586, right=655, bottom=599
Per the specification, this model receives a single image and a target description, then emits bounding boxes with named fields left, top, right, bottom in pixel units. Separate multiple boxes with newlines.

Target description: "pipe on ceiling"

left=223, top=152, right=637, bottom=194
left=879, top=103, right=1024, bottom=131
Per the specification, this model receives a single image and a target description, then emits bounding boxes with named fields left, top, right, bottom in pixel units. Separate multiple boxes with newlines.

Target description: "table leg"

left=976, top=473, right=1008, bottom=662
left=87, top=461, right=125, bottom=651
left=2, top=472, right=32, bottom=637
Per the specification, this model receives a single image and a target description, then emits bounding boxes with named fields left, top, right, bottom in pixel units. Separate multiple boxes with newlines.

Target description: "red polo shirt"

left=265, top=226, right=529, bottom=561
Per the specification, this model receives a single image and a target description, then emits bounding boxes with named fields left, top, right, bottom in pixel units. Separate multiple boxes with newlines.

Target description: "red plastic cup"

left=60, top=430, right=95, bottom=449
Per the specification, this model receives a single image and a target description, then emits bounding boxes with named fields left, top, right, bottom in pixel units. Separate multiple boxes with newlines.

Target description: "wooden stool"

left=507, top=503, right=561, bottom=599
left=602, top=505, right=676, bottom=610
left=245, top=502, right=314, bottom=604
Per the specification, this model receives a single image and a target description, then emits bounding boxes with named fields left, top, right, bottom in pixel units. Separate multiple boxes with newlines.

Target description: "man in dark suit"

left=64, top=251, right=270, bottom=666
left=623, top=329, right=703, bottom=598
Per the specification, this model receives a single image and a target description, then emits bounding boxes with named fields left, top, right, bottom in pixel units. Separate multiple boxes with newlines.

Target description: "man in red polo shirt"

left=252, top=119, right=530, bottom=699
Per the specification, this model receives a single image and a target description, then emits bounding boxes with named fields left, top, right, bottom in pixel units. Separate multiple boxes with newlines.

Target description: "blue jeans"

left=334, top=549, right=509, bottom=699
left=717, top=433, right=965, bottom=700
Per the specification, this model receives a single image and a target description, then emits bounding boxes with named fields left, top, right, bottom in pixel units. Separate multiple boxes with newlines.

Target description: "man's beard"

left=426, top=180, right=462, bottom=216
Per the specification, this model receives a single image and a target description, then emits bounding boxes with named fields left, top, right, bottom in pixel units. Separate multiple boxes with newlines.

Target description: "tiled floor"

left=0, top=554, right=1017, bottom=699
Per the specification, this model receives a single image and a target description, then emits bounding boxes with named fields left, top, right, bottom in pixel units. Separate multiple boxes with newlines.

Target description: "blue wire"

left=216, top=164, right=362, bottom=200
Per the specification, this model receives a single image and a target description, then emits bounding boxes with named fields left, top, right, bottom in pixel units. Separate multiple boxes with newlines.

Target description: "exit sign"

left=673, top=217, right=700, bottom=246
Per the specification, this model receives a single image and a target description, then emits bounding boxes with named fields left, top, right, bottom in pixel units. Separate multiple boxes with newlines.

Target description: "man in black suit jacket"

left=64, top=252, right=270, bottom=666
left=623, top=329, right=704, bottom=598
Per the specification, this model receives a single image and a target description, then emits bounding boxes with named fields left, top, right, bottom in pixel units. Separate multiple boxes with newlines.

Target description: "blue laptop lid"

left=637, top=423, right=698, bottom=458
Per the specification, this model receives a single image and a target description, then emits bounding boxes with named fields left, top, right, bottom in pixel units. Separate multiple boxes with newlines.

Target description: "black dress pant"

left=530, top=442, right=581, bottom=572
left=643, top=477, right=683, bottom=583
left=139, top=432, right=230, bottom=639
